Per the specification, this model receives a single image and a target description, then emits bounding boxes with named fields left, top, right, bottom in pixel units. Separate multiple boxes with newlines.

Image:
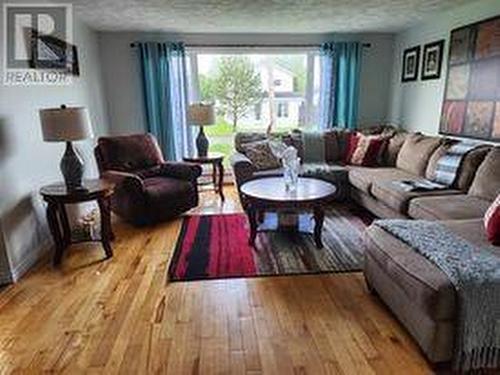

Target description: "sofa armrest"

left=230, top=152, right=256, bottom=187
left=159, top=162, right=202, bottom=181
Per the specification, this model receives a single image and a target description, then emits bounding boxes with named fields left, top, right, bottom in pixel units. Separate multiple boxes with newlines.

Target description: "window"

left=254, top=103, right=262, bottom=121
left=277, top=102, right=289, bottom=118
left=187, top=48, right=321, bottom=168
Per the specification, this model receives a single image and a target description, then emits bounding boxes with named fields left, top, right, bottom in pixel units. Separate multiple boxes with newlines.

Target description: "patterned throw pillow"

left=345, top=133, right=387, bottom=166
left=484, top=194, right=500, bottom=245
left=241, top=140, right=282, bottom=170
left=342, top=132, right=360, bottom=164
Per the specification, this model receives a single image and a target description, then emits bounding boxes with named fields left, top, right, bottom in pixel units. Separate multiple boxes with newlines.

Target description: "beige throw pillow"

left=396, top=134, right=442, bottom=176
left=469, top=147, right=500, bottom=200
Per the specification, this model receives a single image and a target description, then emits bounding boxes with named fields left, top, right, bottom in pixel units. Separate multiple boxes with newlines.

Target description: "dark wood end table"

left=40, top=179, right=115, bottom=266
left=240, top=177, right=336, bottom=248
left=183, top=152, right=225, bottom=202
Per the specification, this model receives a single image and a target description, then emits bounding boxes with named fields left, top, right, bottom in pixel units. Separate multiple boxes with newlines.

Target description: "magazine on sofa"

left=393, top=179, right=447, bottom=192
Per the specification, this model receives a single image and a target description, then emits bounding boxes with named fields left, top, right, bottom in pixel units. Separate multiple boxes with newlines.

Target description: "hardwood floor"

left=0, top=187, right=434, bottom=374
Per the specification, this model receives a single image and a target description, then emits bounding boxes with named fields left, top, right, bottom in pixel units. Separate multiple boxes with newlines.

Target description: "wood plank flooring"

left=0, top=187, right=434, bottom=374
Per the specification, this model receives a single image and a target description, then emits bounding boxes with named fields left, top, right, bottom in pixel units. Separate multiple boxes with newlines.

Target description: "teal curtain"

left=319, top=42, right=362, bottom=130
left=137, top=42, right=193, bottom=160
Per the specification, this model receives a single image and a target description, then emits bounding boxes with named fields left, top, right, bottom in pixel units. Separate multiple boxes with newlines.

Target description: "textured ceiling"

left=74, top=0, right=469, bottom=33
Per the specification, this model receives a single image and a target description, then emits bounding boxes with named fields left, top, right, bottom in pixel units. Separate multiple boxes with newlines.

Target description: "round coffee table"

left=240, top=177, right=336, bottom=248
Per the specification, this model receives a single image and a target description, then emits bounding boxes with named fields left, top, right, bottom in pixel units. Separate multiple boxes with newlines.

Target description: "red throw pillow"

left=343, top=133, right=360, bottom=164
left=348, top=134, right=387, bottom=167
left=484, top=194, right=500, bottom=245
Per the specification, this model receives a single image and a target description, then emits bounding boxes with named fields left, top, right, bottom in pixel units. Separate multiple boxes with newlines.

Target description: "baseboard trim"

left=10, top=240, right=53, bottom=282
left=0, top=269, right=13, bottom=285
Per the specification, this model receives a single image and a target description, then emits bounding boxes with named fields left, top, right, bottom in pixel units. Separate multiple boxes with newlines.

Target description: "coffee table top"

left=241, top=177, right=336, bottom=203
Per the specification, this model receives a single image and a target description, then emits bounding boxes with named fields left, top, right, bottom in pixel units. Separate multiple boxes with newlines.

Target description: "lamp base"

left=196, top=126, right=209, bottom=158
left=60, top=141, right=85, bottom=191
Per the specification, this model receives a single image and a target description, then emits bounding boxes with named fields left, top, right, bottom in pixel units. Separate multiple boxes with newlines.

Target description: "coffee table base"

left=246, top=208, right=325, bottom=249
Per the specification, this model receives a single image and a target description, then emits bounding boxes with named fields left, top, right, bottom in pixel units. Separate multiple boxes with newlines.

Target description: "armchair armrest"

left=159, top=162, right=202, bottom=181
left=101, top=170, right=144, bottom=192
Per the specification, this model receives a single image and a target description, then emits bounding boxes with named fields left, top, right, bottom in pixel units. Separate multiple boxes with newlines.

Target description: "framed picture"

left=27, top=28, right=79, bottom=75
left=421, top=40, right=444, bottom=80
left=440, top=14, right=500, bottom=141
left=401, top=46, right=420, bottom=82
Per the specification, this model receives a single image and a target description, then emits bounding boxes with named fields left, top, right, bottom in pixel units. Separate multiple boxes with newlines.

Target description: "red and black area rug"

left=168, top=205, right=374, bottom=281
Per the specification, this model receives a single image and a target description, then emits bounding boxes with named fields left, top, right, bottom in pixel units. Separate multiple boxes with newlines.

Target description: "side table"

left=183, top=152, right=225, bottom=202
left=40, top=179, right=115, bottom=265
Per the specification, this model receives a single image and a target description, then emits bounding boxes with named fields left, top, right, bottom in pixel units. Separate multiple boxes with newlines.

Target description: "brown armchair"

left=95, top=133, right=202, bottom=226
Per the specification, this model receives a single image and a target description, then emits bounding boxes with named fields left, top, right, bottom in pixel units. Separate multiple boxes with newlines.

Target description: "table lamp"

left=39, top=105, right=93, bottom=191
left=187, top=103, right=215, bottom=157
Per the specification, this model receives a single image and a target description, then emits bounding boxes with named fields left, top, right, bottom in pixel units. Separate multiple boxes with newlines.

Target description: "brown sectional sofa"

left=231, top=127, right=500, bottom=365
left=231, top=129, right=495, bottom=221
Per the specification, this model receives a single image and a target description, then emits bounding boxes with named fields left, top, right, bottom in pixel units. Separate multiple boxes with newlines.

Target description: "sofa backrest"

left=468, top=146, right=500, bottom=200
left=456, top=146, right=492, bottom=191
left=95, top=133, right=164, bottom=174
left=423, top=142, right=493, bottom=191
left=396, top=134, right=442, bottom=176
left=234, top=132, right=268, bottom=153
left=383, top=132, right=408, bottom=166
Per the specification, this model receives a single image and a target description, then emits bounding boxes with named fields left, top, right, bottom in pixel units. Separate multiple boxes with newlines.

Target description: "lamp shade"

left=187, top=103, right=215, bottom=126
left=40, top=106, right=93, bottom=142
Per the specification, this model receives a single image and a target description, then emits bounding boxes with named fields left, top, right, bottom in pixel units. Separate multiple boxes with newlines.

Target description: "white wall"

left=388, top=0, right=500, bottom=135
left=98, top=32, right=395, bottom=135
left=0, top=16, right=109, bottom=283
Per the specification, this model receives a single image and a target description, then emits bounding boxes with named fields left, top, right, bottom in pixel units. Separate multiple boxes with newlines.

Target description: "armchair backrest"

left=95, top=133, right=164, bottom=174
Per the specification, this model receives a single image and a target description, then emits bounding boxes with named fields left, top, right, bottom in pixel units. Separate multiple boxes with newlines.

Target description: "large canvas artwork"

left=440, top=15, right=500, bottom=141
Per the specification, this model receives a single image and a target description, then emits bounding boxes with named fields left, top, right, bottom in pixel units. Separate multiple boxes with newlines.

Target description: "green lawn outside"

left=205, top=118, right=234, bottom=136
left=205, top=116, right=300, bottom=137
left=209, top=141, right=233, bottom=167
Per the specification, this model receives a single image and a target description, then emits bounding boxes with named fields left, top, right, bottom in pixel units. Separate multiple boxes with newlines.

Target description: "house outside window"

left=187, top=48, right=321, bottom=168
left=277, top=102, right=289, bottom=118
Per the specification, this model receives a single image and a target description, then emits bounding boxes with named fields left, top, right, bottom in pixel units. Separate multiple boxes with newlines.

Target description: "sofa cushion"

left=371, top=181, right=460, bottom=214
left=143, top=177, right=195, bottom=207
left=425, top=143, right=491, bottom=191
left=425, top=142, right=455, bottom=181
left=365, top=218, right=495, bottom=323
left=324, top=131, right=340, bottom=163
left=348, top=166, right=417, bottom=194
left=234, top=132, right=268, bottom=153
left=365, top=224, right=456, bottom=321
left=96, top=133, right=164, bottom=172
left=455, top=146, right=491, bottom=191
left=396, top=134, right=442, bottom=176
left=348, top=134, right=387, bottom=166
left=252, top=168, right=283, bottom=178
left=383, top=132, right=408, bottom=166
left=468, top=147, right=500, bottom=200
left=241, top=140, right=281, bottom=170
left=408, top=194, right=492, bottom=220
left=484, top=194, right=500, bottom=245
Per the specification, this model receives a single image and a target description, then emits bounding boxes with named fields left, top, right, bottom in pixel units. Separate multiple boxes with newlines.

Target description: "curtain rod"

left=130, top=42, right=371, bottom=48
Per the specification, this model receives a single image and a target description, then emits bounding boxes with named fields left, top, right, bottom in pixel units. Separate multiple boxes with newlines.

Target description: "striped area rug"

left=168, top=205, right=374, bottom=281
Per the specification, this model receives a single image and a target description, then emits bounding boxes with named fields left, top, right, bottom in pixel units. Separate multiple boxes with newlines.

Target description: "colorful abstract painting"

left=464, top=101, right=494, bottom=138
left=440, top=15, right=500, bottom=141
left=494, top=102, right=500, bottom=138
left=441, top=101, right=466, bottom=134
